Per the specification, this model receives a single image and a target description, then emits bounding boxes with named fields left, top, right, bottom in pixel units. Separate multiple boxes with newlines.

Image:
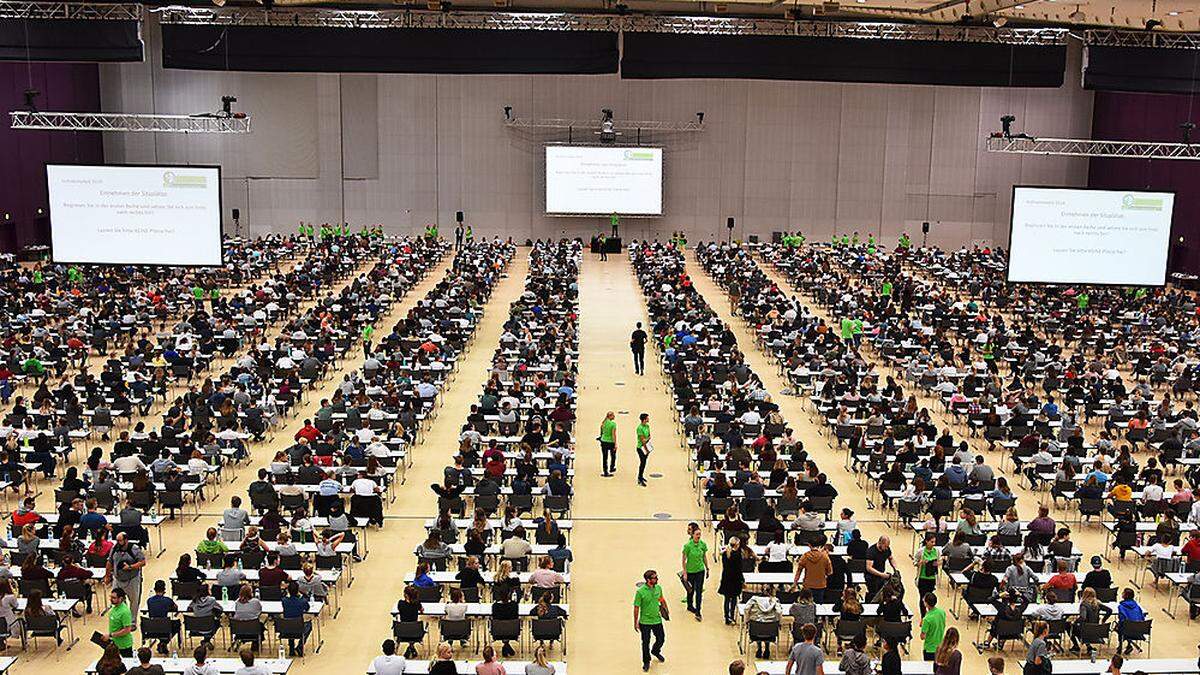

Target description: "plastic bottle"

left=221, top=586, right=228, bottom=602
left=278, top=642, right=286, bottom=661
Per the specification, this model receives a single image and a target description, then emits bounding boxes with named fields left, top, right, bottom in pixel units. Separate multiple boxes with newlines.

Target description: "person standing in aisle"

left=599, top=412, right=618, bottom=477
left=362, top=322, right=375, bottom=357
left=681, top=527, right=708, bottom=620
left=916, top=533, right=940, bottom=603
left=454, top=222, right=464, bottom=249
left=598, top=232, right=609, bottom=261
left=630, top=322, right=648, bottom=375
left=636, top=413, right=652, bottom=487
left=633, top=569, right=667, bottom=672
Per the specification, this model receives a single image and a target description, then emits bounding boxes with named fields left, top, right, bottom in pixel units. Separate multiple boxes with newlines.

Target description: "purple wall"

left=1089, top=90, right=1200, bottom=275
left=0, top=62, right=103, bottom=255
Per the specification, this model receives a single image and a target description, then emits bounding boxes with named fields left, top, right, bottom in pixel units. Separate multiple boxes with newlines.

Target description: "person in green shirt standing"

left=880, top=279, right=893, bottom=300
left=839, top=316, right=856, bottom=344
left=465, top=224, right=473, bottom=243
left=599, top=411, right=618, bottom=477
left=362, top=323, right=375, bottom=357
left=681, top=527, right=709, bottom=620
left=1077, top=291, right=1089, bottom=310
left=633, top=569, right=667, bottom=672
left=915, top=533, right=939, bottom=601
left=920, top=592, right=947, bottom=661
left=106, top=587, right=135, bottom=656
left=635, top=413, right=652, bottom=487
left=67, top=266, right=82, bottom=284
left=191, top=285, right=205, bottom=303
left=841, top=234, right=850, bottom=247
left=898, top=232, right=912, bottom=249
left=852, top=317, right=864, bottom=348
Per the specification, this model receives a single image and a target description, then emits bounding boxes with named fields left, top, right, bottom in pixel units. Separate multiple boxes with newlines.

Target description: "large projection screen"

left=545, top=146, right=663, bottom=216
left=48, top=164, right=223, bottom=267
left=1007, top=186, right=1174, bottom=286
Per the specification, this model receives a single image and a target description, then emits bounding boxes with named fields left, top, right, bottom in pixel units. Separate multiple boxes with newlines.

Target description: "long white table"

left=87, top=657, right=291, bottom=674
left=757, top=658, right=1200, bottom=675
left=368, top=660, right=566, bottom=674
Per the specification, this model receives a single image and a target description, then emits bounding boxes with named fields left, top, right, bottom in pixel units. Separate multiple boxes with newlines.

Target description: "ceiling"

left=232, top=0, right=1200, bottom=32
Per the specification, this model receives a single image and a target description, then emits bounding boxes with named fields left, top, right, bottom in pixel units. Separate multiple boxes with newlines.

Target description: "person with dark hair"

left=127, top=647, right=165, bottom=675
left=371, top=639, right=406, bottom=675
left=145, top=579, right=179, bottom=654
left=635, top=413, right=652, bottom=487
left=920, top=593, right=946, bottom=661
left=96, top=642, right=128, bottom=675
left=106, top=587, right=134, bottom=656
left=633, top=569, right=667, bottom=672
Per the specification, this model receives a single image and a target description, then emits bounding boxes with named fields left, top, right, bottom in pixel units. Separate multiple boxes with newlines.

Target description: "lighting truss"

left=0, top=1, right=140, bottom=21
left=156, top=6, right=1066, bottom=44
left=505, top=118, right=703, bottom=133
left=986, top=135, right=1200, bottom=160
left=1085, top=29, right=1200, bottom=49
left=10, top=111, right=251, bottom=134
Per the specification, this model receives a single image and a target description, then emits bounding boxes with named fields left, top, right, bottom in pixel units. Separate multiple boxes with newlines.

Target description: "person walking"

left=105, top=587, right=135, bottom=657
left=681, top=527, right=709, bottom=620
left=636, top=413, right=652, bottom=487
left=598, top=233, right=608, bottom=261
left=362, top=322, right=375, bottom=357
left=633, top=569, right=667, bottom=672
left=106, top=532, right=146, bottom=631
left=599, top=412, right=618, bottom=477
left=718, top=537, right=750, bottom=625
left=920, top=593, right=947, bottom=662
left=455, top=223, right=464, bottom=249
left=630, top=322, right=648, bottom=375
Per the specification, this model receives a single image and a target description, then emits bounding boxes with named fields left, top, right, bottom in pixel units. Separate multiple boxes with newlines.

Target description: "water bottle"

left=278, top=642, right=286, bottom=661
left=171, top=650, right=177, bottom=661
left=221, top=586, right=228, bottom=602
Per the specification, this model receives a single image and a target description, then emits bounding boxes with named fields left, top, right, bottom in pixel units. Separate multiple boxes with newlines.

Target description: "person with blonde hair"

left=524, top=644, right=555, bottom=675
left=428, top=641, right=457, bottom=675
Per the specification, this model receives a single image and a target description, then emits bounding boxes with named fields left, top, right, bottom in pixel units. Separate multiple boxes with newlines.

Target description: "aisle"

left=569, top=252, right=741, bottom=674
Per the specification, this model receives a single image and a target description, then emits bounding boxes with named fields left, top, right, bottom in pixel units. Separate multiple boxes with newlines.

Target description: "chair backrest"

left=876, top=620, right=911, bottom=642
left=392, top=620, right=426, bottom=642
left=748, top=620, right=780, bottom=641
left=229, top=619, right=264, bottom=638
left=439, top=619, right=471, bottom=641
left=140, top=617, right=174, bottom=639
left=531, top=617, right=563, bottom=640
left=26, top=614, right=58, bottom=634
left=418, top=585, right=442, bottom=603
left=259, top=585, right=283, bottom=602
left=183, top=614, right=217, bottom=633
left=273, top=616, right=307, bottom=638
left=1121, top=619, right=1152, bottom=640
left=993, top=617, right=1026, bottom=640
left=490, top=617, right=522, bottom=640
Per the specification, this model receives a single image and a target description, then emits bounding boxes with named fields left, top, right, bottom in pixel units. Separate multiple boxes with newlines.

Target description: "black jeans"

left=723, top=593, right=738, bottom=622
left=601, top=441, right=616, bottom=474
left=686, top=570, right=705, bottom=613
left=637, top=448, right=649, bottom=482
left=917, top=577, right=936, bottom=615
left=639, top=623, right=665, bottom=665
left=632, top=348, right=645, bottom=374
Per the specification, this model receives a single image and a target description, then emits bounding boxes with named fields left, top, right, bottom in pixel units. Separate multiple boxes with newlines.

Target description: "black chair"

left=991, top=617, right=1027, bottom=650
left=439, top=618, right=471, bottom=646
left=1076, top=621, right=1111, bottom=655
left=876, top=620, right=912, bottom=652
left=748, top=620, right=780, bottom=658
left=139, top=616, right=179, bottom=650
left=273, top=616, right=312, bottom=657
left=183, top=614, right=220, bottom=648
left=1118, top=618, right=1152, bottom=654
left=24, top=614, right=63, bottom=649
left=392, top=620, right=427, bottom=657
left=229, top=618, right=265, bottom=650
left=259, top=585, right=283, bottom=602
left=417, top=586, right=442, bottom=603
left=532, top=617, right=563, bottom=652
left=490, top=618, right=522, bottom=654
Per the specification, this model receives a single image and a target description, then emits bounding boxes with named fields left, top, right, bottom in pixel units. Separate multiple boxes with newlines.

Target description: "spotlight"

left=1182, top=121, right=1195, bottom=144
left=1146, top=18, right=1163, bottom=29
left=1000, top=114, right=1016, bottom=138
left=696, top=112, right=705, bottom=125
left=503, top=106, right=512, bottom=121
left=992, top=16, right=1007, bottom=27
left=22, top=89, right=38, bottom=112
left=221, top=95, right=237, bottom=117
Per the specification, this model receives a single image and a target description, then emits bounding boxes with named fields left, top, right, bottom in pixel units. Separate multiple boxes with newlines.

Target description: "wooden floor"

left=21, top=248, right=1199, bottom=675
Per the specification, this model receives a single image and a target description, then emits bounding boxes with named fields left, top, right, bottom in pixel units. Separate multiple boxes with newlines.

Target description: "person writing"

left=633, top=569, right=668, bottom=672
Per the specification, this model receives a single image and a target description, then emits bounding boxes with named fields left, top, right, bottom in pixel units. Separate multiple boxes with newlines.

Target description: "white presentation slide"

left=545, top=146, right=663, bottom=216
left=1008, top=186, right=1174, bottom=286
left=48, top=164, right=223, bottom=266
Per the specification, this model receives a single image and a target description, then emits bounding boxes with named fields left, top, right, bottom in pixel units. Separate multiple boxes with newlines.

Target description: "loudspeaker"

left=232, top=208, right=240, bottom=221
left=749, top=234, right=759, bottom=244
left=771, top=231, right=783, bottom=244
left=456, top=211, right=464, bottom=223
left=726, top=217, right=735, bottom=230
left=922, top=221, right=930, bottom=234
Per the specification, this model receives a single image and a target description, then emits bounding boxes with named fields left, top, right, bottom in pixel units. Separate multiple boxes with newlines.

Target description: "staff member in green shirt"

left=916, top=533, right=939, bottom=601
left=633, top=569, right=667, bottom=672
left=681, top=527, right=709, bottom=620
left=362, top=323, right=375, bottom=357
left=635, top=413, right=652, bottom=487
left=106, top=587, right=135, bottom=656
left=919, top=592, right=946, bottom=661
left=599, top=411, right=618, bottom=477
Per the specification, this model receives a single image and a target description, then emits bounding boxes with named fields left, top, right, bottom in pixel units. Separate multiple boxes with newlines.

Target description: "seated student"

left=491, top=582, right=521, bottom=657
left=371, top=639, right=409, bottom=675
left=145, top=579, right=180, bottom=655
left=280, top=581, right=312, bottom=656
left=1116, top=588, right=1147, bottom=655
left=127, top=647, right=166, bottom=675
left=182, top=645, right=218, bottom=675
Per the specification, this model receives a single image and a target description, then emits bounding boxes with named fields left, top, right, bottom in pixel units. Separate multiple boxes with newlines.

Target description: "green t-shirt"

left=683, top=539, right=708, bottom=574
left=917, top=546, right=938, bottom=580
left=600, top=418, right=617, bottom=443
left=634, top=583, right=663, bottom=625
left=881, top=281, right=893, bottom=297
left=852, top=319, right=863, bottom=335
left=191, top=286, right=205, bottom=300
left=636, top=423, right=650, bottom=449
left=921, top=606, right=946, bottom=652
left=109, top=601, right=133, bottom=649
left=840, top=318, right=855, bottom=340
left=362, top=325, right=375, bottom=342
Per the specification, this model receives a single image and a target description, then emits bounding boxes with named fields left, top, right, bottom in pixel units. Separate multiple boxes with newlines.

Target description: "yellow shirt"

left=1110, top=484, right=1132, bottom=501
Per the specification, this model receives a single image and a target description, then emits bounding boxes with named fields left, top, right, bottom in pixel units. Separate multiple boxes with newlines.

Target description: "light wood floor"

left=15, top=248, right=1199, bottom=675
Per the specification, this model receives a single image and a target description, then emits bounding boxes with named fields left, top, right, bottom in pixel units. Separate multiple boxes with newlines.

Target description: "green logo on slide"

left=163, top=171, right=208, bottom=188
left=623, top=150, right=656, bottom=161
left=1122, top=194, right=1163, bottom=211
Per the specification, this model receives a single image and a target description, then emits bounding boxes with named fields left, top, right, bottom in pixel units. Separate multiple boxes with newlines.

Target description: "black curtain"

left=0, top=19, right=142, bottom=62
left=622, top=33, right=1066, bottom=86
left=1085, top=45, right=1200, bottom=94
left=162, top=25, right=618, bottom=74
